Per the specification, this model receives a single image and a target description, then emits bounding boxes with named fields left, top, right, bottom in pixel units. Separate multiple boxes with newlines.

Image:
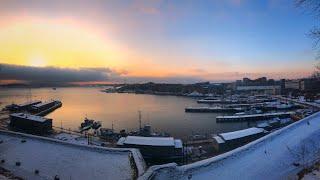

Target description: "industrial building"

left=117, top=136, right=183, bottom=160
left=9, top=113, right=52, bottom=134
left=212, top=127, right=266, bottom=152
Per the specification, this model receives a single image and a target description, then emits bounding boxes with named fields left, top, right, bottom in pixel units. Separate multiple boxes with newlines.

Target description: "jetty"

left=216, top=112, right=294, bottom=122
left=185, top=106, right=243, bottom=113
left=31, top=100, right=62, bottom=116
left=4, top=100, right=41, bottom=111
left=197, top=99, right=238, bottom=104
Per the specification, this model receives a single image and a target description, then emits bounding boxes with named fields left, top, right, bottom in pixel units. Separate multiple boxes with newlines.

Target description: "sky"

left=0, top=0, right=318, bottom=84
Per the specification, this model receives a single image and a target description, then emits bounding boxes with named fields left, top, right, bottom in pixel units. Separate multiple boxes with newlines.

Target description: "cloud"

left=0, top=63, right=312, bottom=85
left=0, top=63, right=121, bottom=84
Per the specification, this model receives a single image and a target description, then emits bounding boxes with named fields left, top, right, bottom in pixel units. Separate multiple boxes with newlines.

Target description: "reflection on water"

left=0, top=87, right=250, bottom=139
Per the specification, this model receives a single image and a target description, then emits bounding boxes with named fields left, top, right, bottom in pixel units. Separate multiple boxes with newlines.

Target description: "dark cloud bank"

left=0, top=63, right=117, bottom=85
left=0, top=63, right=203, bottom=86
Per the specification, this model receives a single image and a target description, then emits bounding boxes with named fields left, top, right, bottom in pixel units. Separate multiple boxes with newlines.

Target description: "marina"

left=0, top=87, right=318, bottom=168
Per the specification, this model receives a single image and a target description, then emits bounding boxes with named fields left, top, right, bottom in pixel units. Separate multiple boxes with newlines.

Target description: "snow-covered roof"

left=10, top=113, right=51, bottom=123
left=219, top=127, right=264, bottom=141
left=139, top=112, right=320, bottom=180
left=0, top=130, right=146, bottom=180
left=117, top=137, right=126, bottom=145
left=119, top=136, right=175, bottom=147
left=187, top=91, right=203, bottom=97
left=212, top=136, right=225, bottom=144
left=256, top=122, right=270, bottom=128
left=174, top=139, right=183, bottom=148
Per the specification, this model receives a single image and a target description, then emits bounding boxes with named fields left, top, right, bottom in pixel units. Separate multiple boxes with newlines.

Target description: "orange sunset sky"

left=0, top=0, right=318, bottom=83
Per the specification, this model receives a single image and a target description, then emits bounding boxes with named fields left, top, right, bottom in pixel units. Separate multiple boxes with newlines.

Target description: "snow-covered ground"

left=140, top=112, right=320, bottom=180
left=303, top=170, right=320, bottom=180
left=54, top=133, right=90, bottom=145
left=0, top=130, right=146, bottom=180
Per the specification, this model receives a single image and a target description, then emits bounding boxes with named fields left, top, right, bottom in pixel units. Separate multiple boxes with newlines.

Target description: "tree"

left=296, top=0, right=320, bottom=77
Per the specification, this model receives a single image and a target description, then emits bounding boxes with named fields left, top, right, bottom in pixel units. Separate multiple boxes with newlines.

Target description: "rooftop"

left=212, top=136, right=225, bottom=144
left=0, top=130, right=146, bottom=180
left=10, top=113, right=51, bottom=123
left=118, top=136, right=176, bottom=147
left=219, top=127, right=265, bottom=141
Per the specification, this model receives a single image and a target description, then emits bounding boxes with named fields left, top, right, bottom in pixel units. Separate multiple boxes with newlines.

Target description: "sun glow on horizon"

left=0, top=18, right=130, bottom=69
left=28, top=56, right=47, bottom=67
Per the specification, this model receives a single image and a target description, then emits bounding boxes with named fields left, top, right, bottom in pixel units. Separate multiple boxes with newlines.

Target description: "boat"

left=92, top=121, right=102, bottom=130
left=80, top=118, right=94, bottom=128
left=80, top=125, right=92, bottom=132
left=234, top=108, right=262, bottom=116
left=79, top=118, right=94, bottom=132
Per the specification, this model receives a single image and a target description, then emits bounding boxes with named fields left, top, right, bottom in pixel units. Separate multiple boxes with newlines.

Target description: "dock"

left=4, top=100, right=41, bottom=111
left=197, top=99, right=238, bottom=104
left=216, top=112, right=295, bottom=122
left=185, top=107, right=243, bottom=113
left=276, top=96, right=320, bottom=111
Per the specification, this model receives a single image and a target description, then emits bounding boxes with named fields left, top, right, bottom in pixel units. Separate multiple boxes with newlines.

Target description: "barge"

left=216, top=112, right=295, bottom=122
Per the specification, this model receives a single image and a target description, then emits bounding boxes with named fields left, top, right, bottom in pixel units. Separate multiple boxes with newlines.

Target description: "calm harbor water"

left=0, top=87, right=250, bottom=140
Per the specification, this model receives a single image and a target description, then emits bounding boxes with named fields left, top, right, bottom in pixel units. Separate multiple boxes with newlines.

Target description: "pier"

left=185, top=107, right=243, bottom=113
left=276, top=96, right=320, bottom=111
left=197, top=99, right=238, bottom=104
left=216, top=112, right=295, bottom=122
left=31, top=100, right=62, bottom=116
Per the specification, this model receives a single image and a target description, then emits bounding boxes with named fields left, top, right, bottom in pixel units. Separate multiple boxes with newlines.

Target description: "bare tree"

left=296, top=0, right=320, bottom=77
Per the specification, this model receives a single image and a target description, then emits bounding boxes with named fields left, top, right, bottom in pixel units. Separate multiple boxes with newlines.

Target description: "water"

left=0, top=87, right=250, bottom=140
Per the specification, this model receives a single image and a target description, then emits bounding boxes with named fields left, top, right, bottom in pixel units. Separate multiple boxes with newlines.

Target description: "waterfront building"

left=300, top=78, right=320, bottom=92
left=9, top=113, right=52, bottom=134
left=212, top=127, right=266, bottom=152
left=236, top=85, right=281, bottom=95
left=117, top=136, right=183, bottom=160
left=285, top=79, right=301, bottom=90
